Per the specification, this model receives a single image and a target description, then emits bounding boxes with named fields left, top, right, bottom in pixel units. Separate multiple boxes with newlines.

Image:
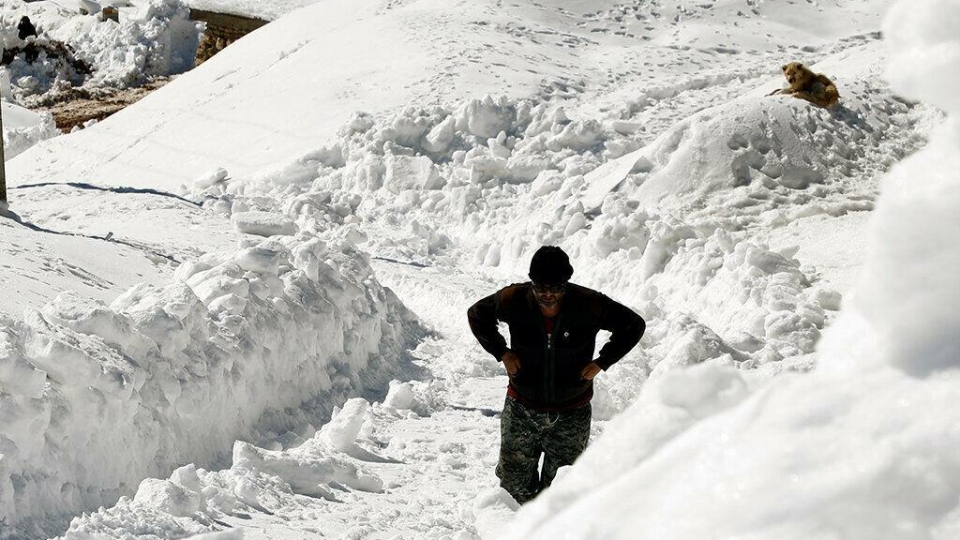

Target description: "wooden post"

left=0, top=101, right=7, bottom=206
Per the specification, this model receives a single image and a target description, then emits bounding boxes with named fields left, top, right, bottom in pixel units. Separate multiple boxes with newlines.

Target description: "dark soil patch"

left=26, top=79, right=172, bottom=131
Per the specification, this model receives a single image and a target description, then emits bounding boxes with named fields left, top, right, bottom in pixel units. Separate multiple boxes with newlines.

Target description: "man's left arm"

left=593, top=295, right=645, bottom=371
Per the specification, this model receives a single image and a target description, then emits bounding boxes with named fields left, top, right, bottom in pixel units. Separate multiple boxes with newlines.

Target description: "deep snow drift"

left=2, top=0, right=956, bottom=538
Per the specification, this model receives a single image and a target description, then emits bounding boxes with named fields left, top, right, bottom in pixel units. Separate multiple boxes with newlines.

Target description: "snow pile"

left=0, top=235, right=420, bottom=537
left=498, top=0, right=960, bottom=538
left=180, top=66, right=925, bottom=413
left=62, top=0, right=200, bottom=89
left=0, top=0, right=200, bottom=99
left=1, top=100, right=60, bottom=159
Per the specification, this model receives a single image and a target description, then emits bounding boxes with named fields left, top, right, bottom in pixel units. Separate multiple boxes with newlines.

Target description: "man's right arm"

left=467, top=289, right=510, bottom=361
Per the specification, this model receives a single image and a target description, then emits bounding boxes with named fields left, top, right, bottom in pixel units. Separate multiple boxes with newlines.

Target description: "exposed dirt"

left=25, top=79, right=172, bottom=131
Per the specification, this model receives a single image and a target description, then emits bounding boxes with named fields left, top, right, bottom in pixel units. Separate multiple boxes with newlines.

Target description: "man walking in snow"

left=467, top=246, right=645, bottom=503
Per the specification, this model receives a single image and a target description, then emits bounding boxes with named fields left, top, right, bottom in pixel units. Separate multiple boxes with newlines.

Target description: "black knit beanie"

left=528, top=246, right=574, bottom=284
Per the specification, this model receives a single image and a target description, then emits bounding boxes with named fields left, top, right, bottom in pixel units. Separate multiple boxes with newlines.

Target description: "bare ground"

left=25, top=79, right=172, bottom=131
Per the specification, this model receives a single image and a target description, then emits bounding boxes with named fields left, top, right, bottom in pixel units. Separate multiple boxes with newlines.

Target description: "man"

left=467, top=245, right=645, bottom=503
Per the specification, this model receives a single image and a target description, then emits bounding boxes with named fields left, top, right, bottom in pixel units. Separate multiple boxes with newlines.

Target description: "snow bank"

left=0, top=234, right=421, bottom=537
left=497, top=1, right=960, bottom=538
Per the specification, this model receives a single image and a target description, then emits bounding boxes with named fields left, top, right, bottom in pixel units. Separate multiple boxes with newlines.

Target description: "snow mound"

left=319, top=397, right=369, bottom=452
left=0, top=235, right=421, bottom=537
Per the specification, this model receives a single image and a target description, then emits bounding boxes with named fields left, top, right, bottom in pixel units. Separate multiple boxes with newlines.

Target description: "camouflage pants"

left=496, top=397, right=591, bottom=504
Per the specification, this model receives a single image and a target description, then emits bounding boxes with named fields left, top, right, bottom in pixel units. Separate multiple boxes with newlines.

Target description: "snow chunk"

left=321, top=398, right=369, bottom=451
left=457, top=96, right=516, bottom=139
left=884, top=0, right=960, bottom=114
left=133, top=477, right=203, bottom=518
left=234, top=439, right=383, bottom=495
left=234, top=240, right=289, bottom=274
left=383, top=380, right=415, bottom=411
left=231, top=211, right=297, bottom=237
left=192, top=167, right=229, bottom=190
left=384, top=154, right=444, bottom=192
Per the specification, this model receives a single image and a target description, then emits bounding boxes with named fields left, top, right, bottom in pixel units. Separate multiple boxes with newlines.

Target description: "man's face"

left=532, top=282, right=566, bottom=309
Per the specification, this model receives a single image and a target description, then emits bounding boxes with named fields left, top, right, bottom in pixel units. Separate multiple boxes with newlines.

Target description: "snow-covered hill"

left=2, top=0, right=958, bottom=538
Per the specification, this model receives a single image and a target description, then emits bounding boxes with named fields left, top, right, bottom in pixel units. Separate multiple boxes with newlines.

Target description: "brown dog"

left=768, top=62, right=839, bottom=108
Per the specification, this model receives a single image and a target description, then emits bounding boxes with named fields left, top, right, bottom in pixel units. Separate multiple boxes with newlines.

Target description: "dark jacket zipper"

left=543, top=313, right=562, bottom=404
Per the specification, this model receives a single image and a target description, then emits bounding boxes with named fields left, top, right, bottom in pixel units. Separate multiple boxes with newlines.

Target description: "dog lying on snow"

left=768, top=62, right=839, bottom=108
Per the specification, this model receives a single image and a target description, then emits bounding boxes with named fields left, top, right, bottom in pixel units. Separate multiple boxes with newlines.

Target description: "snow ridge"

left=0, top=235, right=421, bottom=538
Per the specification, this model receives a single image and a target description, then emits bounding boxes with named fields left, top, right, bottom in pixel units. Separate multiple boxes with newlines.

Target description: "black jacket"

left=468, top=282, right=645, bottom=407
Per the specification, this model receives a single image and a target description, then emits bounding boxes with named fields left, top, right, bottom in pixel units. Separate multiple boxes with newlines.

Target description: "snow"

left=0, top=236, right=420, bottom=536
left=184, top=0, right=317, bottom=23
left=1, top=0, right=958, bottom=538
left=1, top=101, right=59, bottom=159
left=230, top=211, right=297, bottom=237
left=0, top=0, right=201, bottom=99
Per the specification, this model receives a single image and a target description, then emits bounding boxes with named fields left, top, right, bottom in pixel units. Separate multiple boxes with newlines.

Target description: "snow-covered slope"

left=8, top=0, right=891, bottom=189
left=2, top=0, right=955, bottom=538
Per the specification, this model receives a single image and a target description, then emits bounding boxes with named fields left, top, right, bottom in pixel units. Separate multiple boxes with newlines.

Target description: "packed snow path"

left=220, top=261, right=524, bottom=540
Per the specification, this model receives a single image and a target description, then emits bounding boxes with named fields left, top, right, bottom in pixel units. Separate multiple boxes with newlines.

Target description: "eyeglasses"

left=532, top=282, right=567, bottom=294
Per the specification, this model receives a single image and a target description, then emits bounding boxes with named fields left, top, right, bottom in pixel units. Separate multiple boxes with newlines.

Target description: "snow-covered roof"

left=183, top=0, right=316, bottom=21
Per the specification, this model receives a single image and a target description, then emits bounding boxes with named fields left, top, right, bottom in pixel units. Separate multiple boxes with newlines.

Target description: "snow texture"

left=2, top=0, right=958, bottom=538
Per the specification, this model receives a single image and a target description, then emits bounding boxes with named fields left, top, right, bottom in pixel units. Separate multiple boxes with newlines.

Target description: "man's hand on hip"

left=581, top=361, right=602, bottom=380
left=501, top=351, right=522, bottom=375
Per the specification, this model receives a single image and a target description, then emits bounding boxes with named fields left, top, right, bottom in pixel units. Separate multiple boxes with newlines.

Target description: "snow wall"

left=0, top=234, right=421, bottom=538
